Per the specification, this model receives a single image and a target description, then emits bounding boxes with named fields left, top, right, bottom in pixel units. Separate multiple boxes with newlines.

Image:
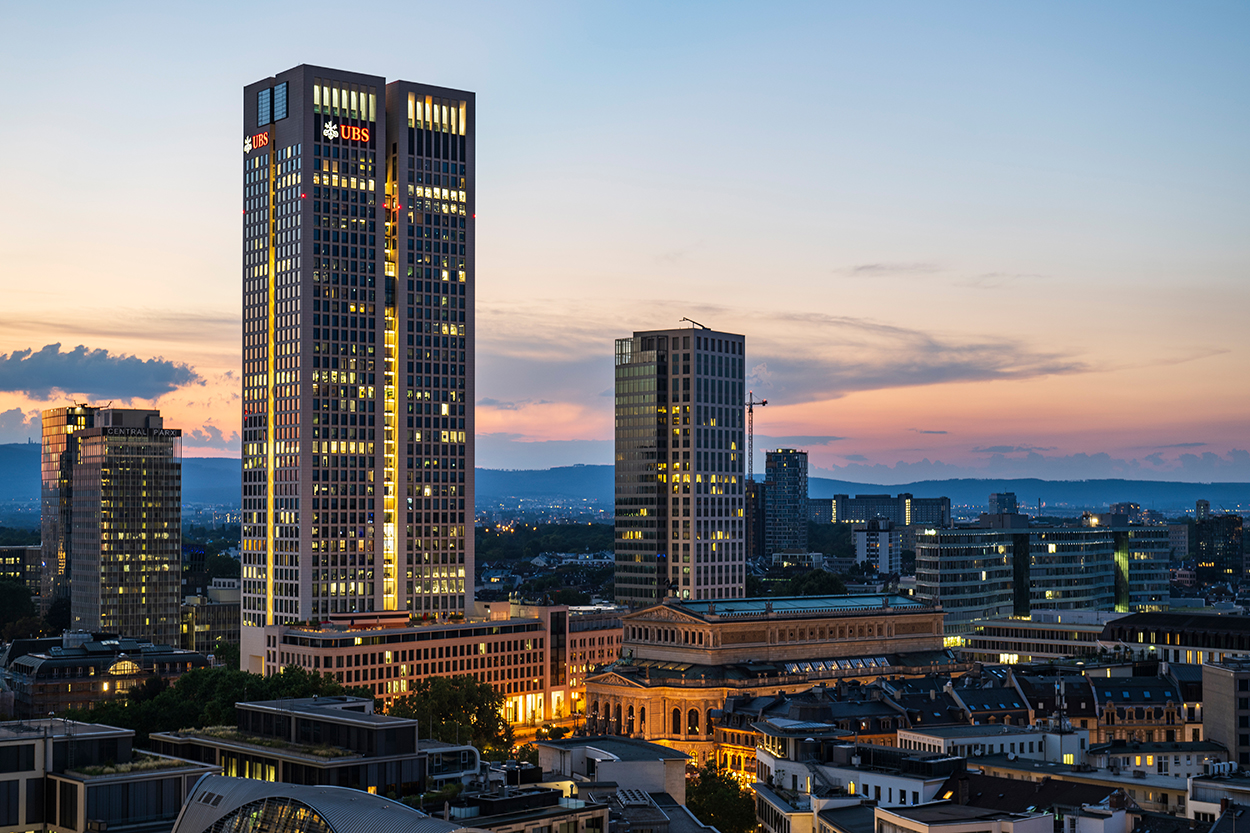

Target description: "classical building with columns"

left=584, top=594, right=968, bottom=764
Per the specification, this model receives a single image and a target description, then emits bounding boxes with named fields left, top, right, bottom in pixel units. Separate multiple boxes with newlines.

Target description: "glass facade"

left=764, top=448, right=808, bottom=554
left=240, top=65, right=475, bottom=671
left=614, top=328, right=746, bottom=604
left=41, top=407, right=181, bottom=643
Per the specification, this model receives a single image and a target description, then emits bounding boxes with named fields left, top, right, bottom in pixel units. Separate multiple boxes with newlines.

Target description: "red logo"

left=341, top=124, right=370, bottom=142
left=246, top=131, right=270, bottom=151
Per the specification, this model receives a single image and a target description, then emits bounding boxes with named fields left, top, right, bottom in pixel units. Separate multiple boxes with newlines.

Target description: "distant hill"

left=0, top=443, right=238, bottom=505
left=0, top=443, right=1245, bottom=515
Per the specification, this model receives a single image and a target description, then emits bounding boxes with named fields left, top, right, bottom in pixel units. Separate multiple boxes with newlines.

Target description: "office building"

left=815, top=494, right=951, bottom=527
left=240, top=66, right=475, bottom=671
left=856, top=517, right=901, bottom=574
left=0, top=718, right=216, bottom=833
left=1193, top=508, right=1244, bottom=582
left=613, top=327, right=745, bottom=604
left=745, top=479, right=767, bottom=560
left=915, top=520, right=1169, bottom=636
left=152, top=696, right=478, bottom=794
left=41, top=405, right=181, bottom=643
left=988, top=493, right=1019, bottom=514
left=765, top=448, right=808, bottom=554
left=0, top=545, right=47, bottom=607
left=256, top=600, right=570, bottom=724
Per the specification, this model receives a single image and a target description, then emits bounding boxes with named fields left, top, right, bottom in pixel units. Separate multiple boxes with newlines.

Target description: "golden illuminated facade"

left=40, top=406, right=181, bottom=643
left=241, top=65, right=474, bottom=673
left=614, top=328, right=746, bottom=605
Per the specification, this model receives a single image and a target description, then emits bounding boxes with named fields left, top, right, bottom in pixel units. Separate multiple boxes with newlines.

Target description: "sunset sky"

left=1, top=2, right=1246, bottom=483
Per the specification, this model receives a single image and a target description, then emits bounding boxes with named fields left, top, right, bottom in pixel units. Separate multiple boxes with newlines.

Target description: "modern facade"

left=915, top=520, right=1169, bottom=636
left=0, top=718, right=215, bottom=833
left=614, top=328, right=746, bottom=604
left=240, top=66, right=475, bottom=672
left=815, top=494, right=951, bottom=527
left=988, top=493, right=1019, bottom=514
left=765, top=448, right=809, bottom=554
left=0, top=545, right=46, bottom=607
left=256, top=601, right=570, bottom=724
left=181, top=578, right=242, bottom=654
left=856, top=518, right=901, bottom=575
left=1200, top=661, right=1250, bottom=766
left=152, top=696, right=478, bottom=795
left=746, top=479, right=767, bottom=560
left=41, top=406, right=181, bottom=643
left=170, top=775, right=474, bottom=833
left=1193, top=512, right=1244, bottom=582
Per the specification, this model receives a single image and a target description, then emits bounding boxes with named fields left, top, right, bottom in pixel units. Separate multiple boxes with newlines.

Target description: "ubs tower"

left=241, top=65, right=475, bottom=671
left=613, top=327, right=746, bottom=605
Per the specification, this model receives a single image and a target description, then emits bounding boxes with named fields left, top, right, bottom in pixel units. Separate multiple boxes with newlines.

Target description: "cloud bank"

left=0, top=344, right=202, bottom=400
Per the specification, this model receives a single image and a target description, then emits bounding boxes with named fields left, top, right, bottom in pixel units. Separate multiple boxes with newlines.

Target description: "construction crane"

left=746, top=391, right=767, bottom=481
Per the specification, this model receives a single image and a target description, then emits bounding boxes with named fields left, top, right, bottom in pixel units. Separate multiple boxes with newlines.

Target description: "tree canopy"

left=60, top=665, right=367, bottom=743
left=387, top=675, right=513, bottom=759
left=686, top=763, right=757, bottom=833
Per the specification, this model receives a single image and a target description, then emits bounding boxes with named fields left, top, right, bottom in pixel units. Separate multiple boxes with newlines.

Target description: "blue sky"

left=0, top=1, right=1246, bottom=480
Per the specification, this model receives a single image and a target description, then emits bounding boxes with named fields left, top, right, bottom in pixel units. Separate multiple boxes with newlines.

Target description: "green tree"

left=60, top=664, right=353, bottom=743
left=45, top=596, right=71, bottom=632
left=0, top=580, right=36, bottom=629
left=784, top=569, right=846, bottom=596
left=212, top=641, right=240, bottom=670
left=387, top=675, right=513, bottom=756
left=686, top=763, right=757, bottom=833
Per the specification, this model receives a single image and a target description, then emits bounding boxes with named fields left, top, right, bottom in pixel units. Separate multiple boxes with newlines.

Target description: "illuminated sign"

left=322, top=121, right=369, bottom=143
left=244, top=132, right=270, bottom=153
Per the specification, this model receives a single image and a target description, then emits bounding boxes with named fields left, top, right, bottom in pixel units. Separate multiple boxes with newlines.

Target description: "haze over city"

left=1, top=2, right=1246, bottom=482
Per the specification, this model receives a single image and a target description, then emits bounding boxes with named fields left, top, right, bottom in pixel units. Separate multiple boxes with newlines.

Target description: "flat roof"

left=901, top=724, right=1044, bottom=739
left=538, top=736, right=689, bottom=762
left=240, top=697, right=417, bottom=727
left=881, top=804, right=1041, bottom=823
left=662, top=595, right=928, bottom=620
left=0, top=719, right=128, bottom=741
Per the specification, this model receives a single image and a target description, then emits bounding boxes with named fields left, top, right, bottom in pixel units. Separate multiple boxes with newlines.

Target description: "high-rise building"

left=613, top=328, right=746, bottom=604
left=814, top=493, right=951, bottom=527
left=855, top=517, right=901, bottom=575
left=764, top=448, right=808, bottom=554
left=40, top=406, right=181, bottom=643
left=1192, top=504, right=1244, bottom=582
left=988, top=492, right=1018, bottom=514
left=1203, top=660, right=1250, bottom=766
left=745, top=479, right=767, bottom=561
left=240, top=66, right=475, bottom=671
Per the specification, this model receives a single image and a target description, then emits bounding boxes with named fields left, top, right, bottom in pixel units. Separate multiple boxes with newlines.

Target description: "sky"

left=0, top=1, right=1247, bottom=483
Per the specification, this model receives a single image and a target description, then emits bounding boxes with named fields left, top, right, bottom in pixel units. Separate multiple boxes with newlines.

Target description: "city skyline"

left=1, top=3, right=1247, bottom=483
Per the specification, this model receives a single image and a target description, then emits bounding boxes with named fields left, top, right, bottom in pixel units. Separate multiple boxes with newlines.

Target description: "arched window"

left=614, top=704, right=622, bottom=734
left=687, top=709, right=700, bottom=735
left=707, top=709, right=715, bottom=736
left=627, top=705, right=635, bottom=734
left=672, top=708, right=681, bottom=734
left=640, top=707, right=646, bottom=729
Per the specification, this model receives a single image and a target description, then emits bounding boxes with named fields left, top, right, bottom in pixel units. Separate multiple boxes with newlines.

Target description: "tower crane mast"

left=746, top=391, right=767, bottom=480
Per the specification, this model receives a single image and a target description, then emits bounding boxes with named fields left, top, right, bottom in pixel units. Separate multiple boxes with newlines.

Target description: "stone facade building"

left=585, top=594, right=963, bottom=763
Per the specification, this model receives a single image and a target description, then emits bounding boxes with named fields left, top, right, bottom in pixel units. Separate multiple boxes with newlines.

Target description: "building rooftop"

left=172, top=775, right=468, bottom=833
left=241, top=697, right=417, bottom=727
left=881, top=804, right=1042, bottom=823
left=1101, top=614, right=1250, bottom=639
left=1089, top=739, right=1227, bottom=755
left=0, top=718, right=129, bottom=742
left=656, top=594, right=929, bottom=621
left=901, top=724, right=1044, bottom=739
left=817, top=803, right=878, bottom=833
left=538, top=736, right=690, bottom=762
left=937, top=772, right=1117, bottom=813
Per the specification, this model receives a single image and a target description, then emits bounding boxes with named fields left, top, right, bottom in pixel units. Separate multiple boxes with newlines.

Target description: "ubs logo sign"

left=323, top=121, right=369, bottom=143
left=244, top=132, right=270, bottom=153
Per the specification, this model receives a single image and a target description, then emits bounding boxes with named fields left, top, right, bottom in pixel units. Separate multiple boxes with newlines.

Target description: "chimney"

left=1221, top=798, right=1230, bottom=813
left=930, top=690, right=937, bottom=701
left=957, top=777, right=969, bottom=805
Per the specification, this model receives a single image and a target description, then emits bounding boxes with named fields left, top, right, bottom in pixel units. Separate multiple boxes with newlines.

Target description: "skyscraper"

left=764, top=448, right=808, bottom=554
left=613, top=327, right=746, bottom=604
left=241, top=66, right=474, bottom=671
left=41, top=406, right=181, bottom=643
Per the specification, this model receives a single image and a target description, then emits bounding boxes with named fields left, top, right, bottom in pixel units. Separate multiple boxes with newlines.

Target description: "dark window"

left=258, top=88, right=272, bottom=126
left=274, top=82, right=289, bottom=121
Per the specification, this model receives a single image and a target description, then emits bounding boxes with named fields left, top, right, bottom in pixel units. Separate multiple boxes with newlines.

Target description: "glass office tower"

left=241, top=65, right=474, bottom=671
left=614, top=327, right=746, bottom=605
